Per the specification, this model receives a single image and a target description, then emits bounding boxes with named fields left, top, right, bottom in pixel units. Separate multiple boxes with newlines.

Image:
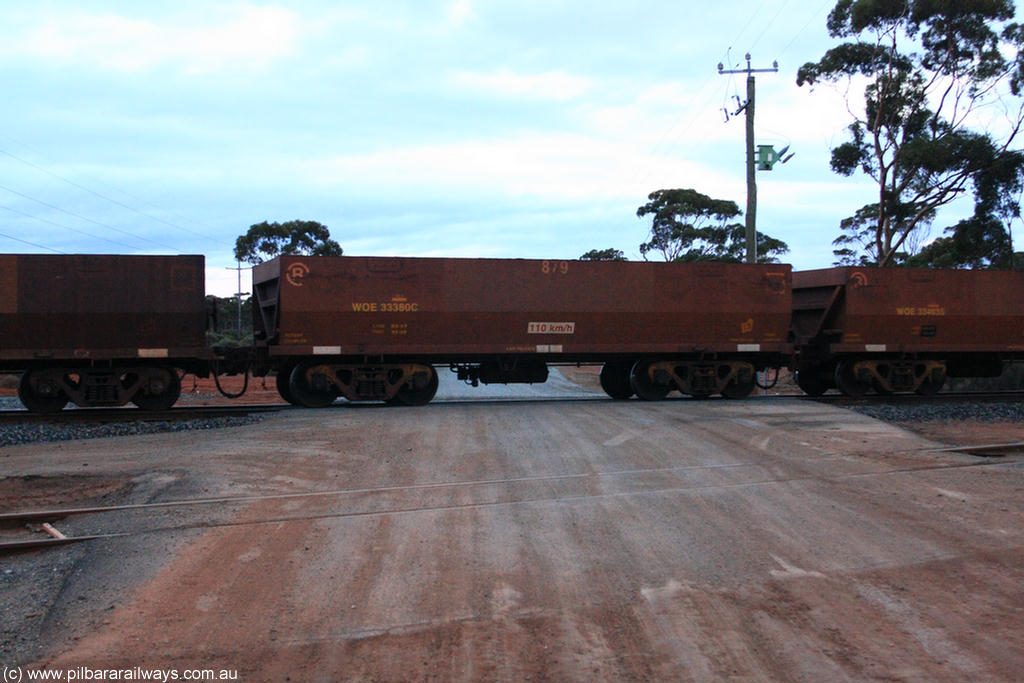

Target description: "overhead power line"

left=0, top=230, right=66, bottom=253
left=630, top=0, right=822, bottom=193
left=0, top=147, right=230, bottom=247
left=0, top=132, right=235, bottom=248
left=777, top=0, right=834, bottom=61
left=748, top=0, right=796, bottom=53
left=0, top=203, right=143, bottom=251
left=0, top=182, right=180, bottom=252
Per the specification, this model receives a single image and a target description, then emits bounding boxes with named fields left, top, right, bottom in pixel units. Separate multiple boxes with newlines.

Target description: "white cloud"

left=206, top=264, right=251, bottom=298
left=445, top=0, right=476, bottom=28
left=449, top=68, right=592, bottom=101
left=301, top=132, right=742, bottom=203
left=7, top=6, right=301, bottom=74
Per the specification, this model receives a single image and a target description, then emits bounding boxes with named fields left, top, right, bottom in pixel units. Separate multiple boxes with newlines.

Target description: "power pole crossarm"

left=718, top=54, right=778, bottom=264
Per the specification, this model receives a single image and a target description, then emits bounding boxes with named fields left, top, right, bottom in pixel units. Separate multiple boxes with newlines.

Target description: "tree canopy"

left=797, top=0, right=1024, bottom=267
left=234, top=220, right=343, bottom=265
left=636, top=189, right=789, bottom=263
left=906, top=214, right=1017, bottom=268
left=579, top=248, right=627, bottom=261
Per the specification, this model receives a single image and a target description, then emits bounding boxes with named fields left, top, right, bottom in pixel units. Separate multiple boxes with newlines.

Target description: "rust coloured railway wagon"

left=0, top=254, right=210, bottom=412
left=252, top=255, right=793, bottom=406
left=791, top=267, right=1024, bottom=396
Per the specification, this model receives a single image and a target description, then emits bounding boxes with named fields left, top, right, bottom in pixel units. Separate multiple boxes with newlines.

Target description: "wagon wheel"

left=387, top=366, right=439, bottom=406
left=629, top=361, right=670, bottom=401
left=599, top=362, right=634, bottom=400
left=288, top=363, right=339, bottom=408
left=275, top=362, right=300, bottom=405
left=721, top=374, right=756, bottom=399
left=18, top=370, right=69, bottom=413
left=916, top=369, right=946, bottom=396
left=132, top=368, right=182, bottom=411
left=795, top=369, right=829, bottom=397
left=833, top=360, right=870, bottom=398
left=871, top=379, right=893, bottom=396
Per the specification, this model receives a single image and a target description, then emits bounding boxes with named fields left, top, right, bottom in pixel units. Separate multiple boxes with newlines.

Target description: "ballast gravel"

left=0, top=396, right=262, bottom=448
left=845, top=398, right=1024, bottom=424
left=3, top=395, right=1021, bottom=448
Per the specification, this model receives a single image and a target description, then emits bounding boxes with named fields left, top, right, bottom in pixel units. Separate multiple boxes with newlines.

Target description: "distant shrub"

left=207, top=331, right=254, bottom=348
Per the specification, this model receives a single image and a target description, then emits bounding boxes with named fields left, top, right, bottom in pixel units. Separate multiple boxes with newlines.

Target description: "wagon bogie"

left=633, top=359, right=758, bottom=399
left=16, top=364, right=183, bottom=410
left=863, top=359, right=946, bottom=395
left=287, top=361, right=439, bottom=407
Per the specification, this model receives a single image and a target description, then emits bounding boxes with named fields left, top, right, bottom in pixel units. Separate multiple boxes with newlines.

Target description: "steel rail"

left=2, top=449, right=1020, bottom=554
left=0, top=391, right=1021, bottom=421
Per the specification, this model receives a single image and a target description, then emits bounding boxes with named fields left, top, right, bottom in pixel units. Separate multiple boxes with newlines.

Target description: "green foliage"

left=579, top=248, right=627, bottom=261
left=907, top=215, right=1015, bottom=268
left=797, top=0, right=1024, bottom=266
left=636, top=189, right=789, bottom=263
left=206, top=294, right=253, bottom=346
left=234, top=220, right=343, bottom=265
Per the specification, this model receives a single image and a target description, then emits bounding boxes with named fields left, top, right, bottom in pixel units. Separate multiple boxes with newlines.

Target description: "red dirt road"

left=3, top=394, right=1024, bottom=681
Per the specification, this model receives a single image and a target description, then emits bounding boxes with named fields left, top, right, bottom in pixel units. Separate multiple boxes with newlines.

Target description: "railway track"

left=0, top=403, right=285, bottom=425
left=805, top=390, right=1024, bottom=404
left=0, top=391, right=1020, bottom=422
left=2, top=447, right=1021, bottom=554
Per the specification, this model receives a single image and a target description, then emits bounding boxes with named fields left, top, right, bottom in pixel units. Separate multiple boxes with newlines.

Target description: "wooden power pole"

left=718, top=54, right=778, bottom=264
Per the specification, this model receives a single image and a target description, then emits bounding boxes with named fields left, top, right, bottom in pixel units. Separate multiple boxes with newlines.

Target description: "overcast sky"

left=0, top=0, right=968, bottom=295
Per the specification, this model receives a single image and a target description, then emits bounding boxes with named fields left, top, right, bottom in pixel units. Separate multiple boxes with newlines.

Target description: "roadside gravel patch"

left=0, top=397, right=263, bottom=447
left=843, top=398, right=1024, bottom=448
left=845, top=399, right=1024, bottom=424
left=0, top=416, right=264, bottom=448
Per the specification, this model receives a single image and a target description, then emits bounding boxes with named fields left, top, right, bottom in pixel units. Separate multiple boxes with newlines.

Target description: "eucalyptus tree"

left=636, top=188, right=789, bottom=263
left=579, top=248, right=628, bottom=261
left=797, top=0, right=1024, bottom=266
left=234, top=220, right=343, bottom=265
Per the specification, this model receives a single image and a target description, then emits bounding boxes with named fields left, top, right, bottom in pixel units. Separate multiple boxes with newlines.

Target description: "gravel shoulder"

left=843, top=399, right=1024, bottom=448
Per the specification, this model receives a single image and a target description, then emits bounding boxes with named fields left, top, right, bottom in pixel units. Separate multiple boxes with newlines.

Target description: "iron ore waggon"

left=791, top=267, right=1024, bottom=396
left=0, top=254, right=210, bottom=411
left=5, top=252, right=1022, bottom=413
left=251, top=255, right=793, bottom=406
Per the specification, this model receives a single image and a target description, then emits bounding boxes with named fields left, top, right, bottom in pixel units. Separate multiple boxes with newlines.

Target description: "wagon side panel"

left=268, top=256, right=791, bottom=360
